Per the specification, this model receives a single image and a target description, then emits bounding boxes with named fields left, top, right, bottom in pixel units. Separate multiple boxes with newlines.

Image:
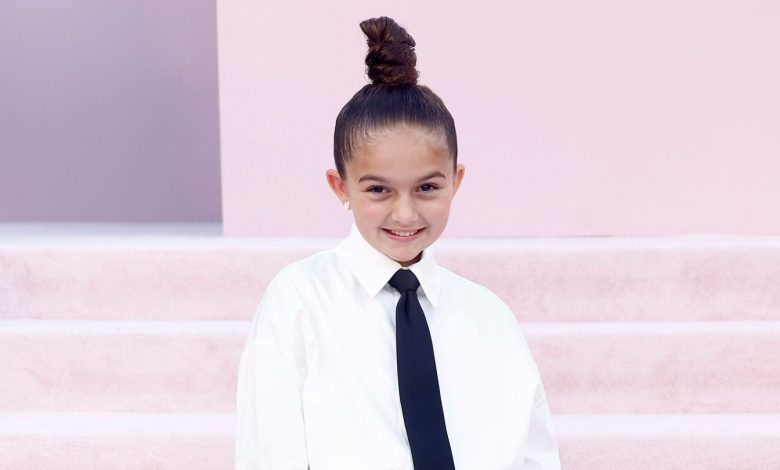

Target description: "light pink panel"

left=217, top=1, right=780, bottom=237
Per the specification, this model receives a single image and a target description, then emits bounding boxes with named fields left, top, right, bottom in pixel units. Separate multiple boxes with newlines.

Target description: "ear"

left=325, top=169, right=349, bottom=204
left=451, top=164, right=465, bottom=196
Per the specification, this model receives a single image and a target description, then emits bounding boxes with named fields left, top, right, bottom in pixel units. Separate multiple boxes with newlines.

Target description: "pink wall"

left=218, top=1, right=780, bottom=237
left=0, top=1, right=221, bottom=222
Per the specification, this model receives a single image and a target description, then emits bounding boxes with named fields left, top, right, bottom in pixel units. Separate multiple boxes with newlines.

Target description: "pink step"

left=1, top=412, right=778, bottom=470
left=531, top=320, right=780, bottom=413
left=555, top=413, right=780, bottom=469
left=2, top=319, right=779, bottom=414
left=3, top=225, right=779, bottom=469
left=0, top=320, right=244, bottom=412
left=0, top=412, right=233, bottom=470
left=2, top=226, right=780, bottom=322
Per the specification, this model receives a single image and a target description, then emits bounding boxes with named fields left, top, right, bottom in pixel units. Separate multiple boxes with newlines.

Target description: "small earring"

left=343, top=200, right=350, bottom=210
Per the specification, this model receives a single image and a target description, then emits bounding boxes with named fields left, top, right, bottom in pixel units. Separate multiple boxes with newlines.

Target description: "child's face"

left=327, top=125, right=465, bottom=266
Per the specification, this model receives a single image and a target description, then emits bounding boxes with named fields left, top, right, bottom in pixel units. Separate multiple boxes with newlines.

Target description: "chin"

left=393, top=247, right=424, bottom=263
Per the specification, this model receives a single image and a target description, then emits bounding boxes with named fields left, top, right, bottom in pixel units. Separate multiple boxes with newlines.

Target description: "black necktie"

left=389, top=269, right=456, bottom=470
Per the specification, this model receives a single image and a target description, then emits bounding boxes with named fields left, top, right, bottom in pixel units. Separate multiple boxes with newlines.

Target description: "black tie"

left=389, top=269, right=456, bottom=470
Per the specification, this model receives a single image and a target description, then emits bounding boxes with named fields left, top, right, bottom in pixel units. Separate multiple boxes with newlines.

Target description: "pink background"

left=218, top=0, right=780, bottom=237
left=1, top=2, right=778, bottom=236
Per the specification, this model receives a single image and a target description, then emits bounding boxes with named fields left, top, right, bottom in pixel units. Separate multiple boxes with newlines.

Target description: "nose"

left=391, top=196, right=418, bottom=226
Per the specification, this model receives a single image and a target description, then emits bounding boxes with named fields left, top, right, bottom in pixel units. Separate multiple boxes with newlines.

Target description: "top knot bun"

left=359, top=17, right=419, bottom=85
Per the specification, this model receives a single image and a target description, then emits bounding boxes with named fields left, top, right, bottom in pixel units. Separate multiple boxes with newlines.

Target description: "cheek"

left=422, top=197, right=452, bottom=216
left=353, top=200, right=387, bottom=220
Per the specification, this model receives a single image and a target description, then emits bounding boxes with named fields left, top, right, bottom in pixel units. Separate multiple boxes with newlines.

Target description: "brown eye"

left=368, top=186, right=387, bottom=194
left=419, top=183, right=438, bottom=192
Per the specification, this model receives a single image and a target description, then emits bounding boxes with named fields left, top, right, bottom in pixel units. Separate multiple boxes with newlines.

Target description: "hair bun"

left=359, top=17, right=419, bottom=85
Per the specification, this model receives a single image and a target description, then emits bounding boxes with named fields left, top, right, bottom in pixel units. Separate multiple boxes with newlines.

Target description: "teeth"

left=389, top=229, right=419, bottom=237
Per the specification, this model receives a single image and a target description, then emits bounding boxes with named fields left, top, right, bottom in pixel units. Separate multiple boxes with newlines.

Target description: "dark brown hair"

left=333, top=17, right=458, bottom=177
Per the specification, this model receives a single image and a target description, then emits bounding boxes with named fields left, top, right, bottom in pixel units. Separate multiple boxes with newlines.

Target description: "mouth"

left=383, top=227, right=425, bottom=241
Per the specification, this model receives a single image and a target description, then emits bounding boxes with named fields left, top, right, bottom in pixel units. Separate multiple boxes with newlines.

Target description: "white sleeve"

left=522, top=380, right=561, bottom=470
left=235, top=271, right=309, bottom=470
left=496, top=294, right=562, bottom=470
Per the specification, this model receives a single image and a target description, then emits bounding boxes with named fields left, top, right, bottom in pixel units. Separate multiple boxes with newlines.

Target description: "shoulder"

left=440, top=266, right=511, bottom=311
left=263, top=247, right=339, bottom=295
left=248, top=248, right=338, bottom=335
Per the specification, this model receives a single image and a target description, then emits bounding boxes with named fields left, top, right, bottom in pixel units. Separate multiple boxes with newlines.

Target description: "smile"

left=383, top=228, right=425, bottom=240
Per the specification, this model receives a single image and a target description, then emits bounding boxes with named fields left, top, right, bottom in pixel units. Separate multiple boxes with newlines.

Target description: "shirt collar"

left=334, top=223, right=442, bottom=307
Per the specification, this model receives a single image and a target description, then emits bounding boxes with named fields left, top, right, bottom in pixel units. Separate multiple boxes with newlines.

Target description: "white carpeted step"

left=2, top=224, right=779, bottom=322
left=2, top=319, right=779, bottom=414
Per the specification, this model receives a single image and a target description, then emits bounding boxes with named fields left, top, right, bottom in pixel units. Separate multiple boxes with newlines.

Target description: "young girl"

left=235, top=16, right=560, bottom=470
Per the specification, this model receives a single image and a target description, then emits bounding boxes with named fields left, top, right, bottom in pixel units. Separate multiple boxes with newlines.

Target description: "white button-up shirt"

left=235, top=224, right=560, bottom=470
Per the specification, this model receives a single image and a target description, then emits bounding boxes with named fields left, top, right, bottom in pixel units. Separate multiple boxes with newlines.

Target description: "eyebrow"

left=357, top=171, right=446, bottom=184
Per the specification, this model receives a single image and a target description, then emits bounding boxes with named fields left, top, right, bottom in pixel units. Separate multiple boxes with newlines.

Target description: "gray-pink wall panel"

left=0, top=0, right=221, bottom=222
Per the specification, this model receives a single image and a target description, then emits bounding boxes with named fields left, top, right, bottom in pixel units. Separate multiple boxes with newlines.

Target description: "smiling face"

left=326, top=125, right=465, bottom=266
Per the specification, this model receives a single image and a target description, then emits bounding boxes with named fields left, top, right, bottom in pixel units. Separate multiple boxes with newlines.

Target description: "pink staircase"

left=1, top=223, right=779, bottom=468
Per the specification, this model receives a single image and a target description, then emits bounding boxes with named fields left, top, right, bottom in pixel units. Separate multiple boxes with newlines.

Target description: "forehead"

left=349, top=126, right=450, bottom=182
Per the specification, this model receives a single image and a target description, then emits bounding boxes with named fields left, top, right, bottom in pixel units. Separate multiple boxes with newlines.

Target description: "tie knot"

left=388, top=269, right=420, bottom=292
